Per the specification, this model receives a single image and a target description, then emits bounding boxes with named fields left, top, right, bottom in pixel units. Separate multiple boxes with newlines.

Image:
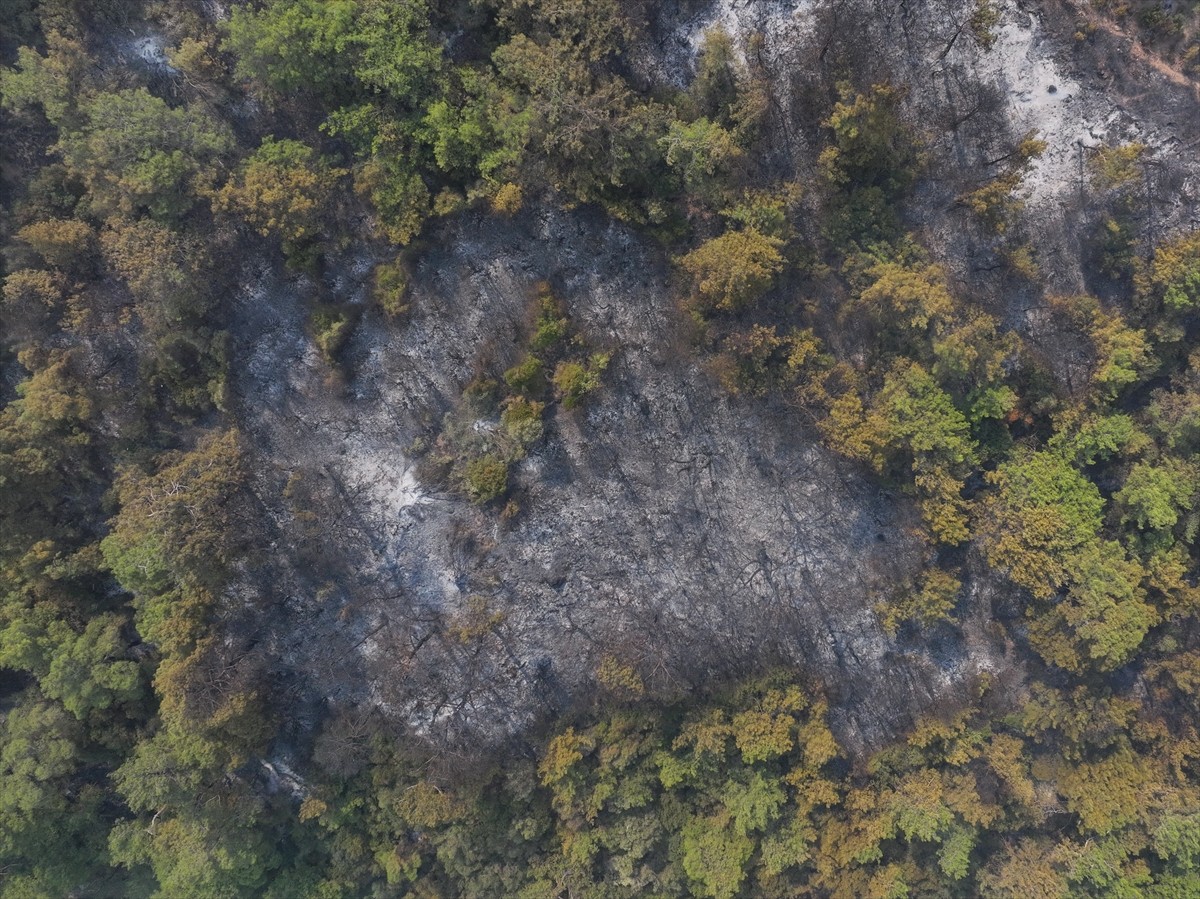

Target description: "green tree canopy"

left=976, top=450, right=1104, bottom=598
left=57, top=88, right=233, bottom=219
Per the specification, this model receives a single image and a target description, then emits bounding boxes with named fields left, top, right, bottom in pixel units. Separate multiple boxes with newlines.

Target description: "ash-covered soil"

left=229, top=208, right=1006, bottom=752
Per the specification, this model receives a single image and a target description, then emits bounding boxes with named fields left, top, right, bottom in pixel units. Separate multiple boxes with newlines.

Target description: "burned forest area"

left=4, top=0, right=1200, bottom=896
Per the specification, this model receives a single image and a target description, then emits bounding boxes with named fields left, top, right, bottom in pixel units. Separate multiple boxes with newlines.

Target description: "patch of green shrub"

left=373, top=258, right=411, bottom=317
left=553, top=353, right=611, bottom=409
left=504, top=354, right=545, bottom=395
left=501, top=395, right=545, bottom=448
left=310, top=305, right=354, bottom=362
left=464, top=455, right=509, bottom=503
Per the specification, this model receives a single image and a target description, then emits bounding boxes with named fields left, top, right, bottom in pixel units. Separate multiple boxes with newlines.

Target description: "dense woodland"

left=4, top=0, right=1200, bottom=896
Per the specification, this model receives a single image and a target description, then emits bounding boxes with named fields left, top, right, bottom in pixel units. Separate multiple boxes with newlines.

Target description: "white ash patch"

left=240, top=283, right=311, bottom=406
left=232, top=96, right=265, bottom=121
left=336, top=436, right=430, bottom=521
left=681, top=0, right=815, bottom=54
left=973, top=12, right=1100, bottom=203
left=201, top=0, right=229, bottom=22
left=967, top=4, right=1171, bottom=206
left=125, top=34, right=179, bottom=75
left=357, top=622, right=390, bottom=664
left=656, top=0, right=816, bottom=86
left=328, top=251, right=376, bottom=305
left=260, top=759, right=306, bottom=798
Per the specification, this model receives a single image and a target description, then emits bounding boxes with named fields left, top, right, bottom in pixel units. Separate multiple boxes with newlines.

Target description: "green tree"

left=1154, top=813, right=1200, bottom=892
left=552, top=353, right=610, bottom=409
left=1145, top=232, right=1200, bottom=312
left=492, top=30, right=669, bottom=216
left=975, top=451, right=1104, bottom=598
left=819, top=82, right=922, bottom=243
left=679, top=228, right=784, bottom=313
left=0, top=693, right=107, bottom=895
left=57, top=88, right=233, bottom=219
left=353, top=155, right=431, bottom=245
left=101, top=430, right=247, bottom=652
left=40, top=615, right=144, bottom=719
left=660, top=117, right=743, bottom=202
left=212, top=137, right=346, bottom=248
left=1116, top=459, right=1198, bottom=536
left=110, top=813, right=281, bottom=899
left=346, top=0, right=440, bottom=99
left=1050, top=295, right=1155, bottom=400
left=223, top=0, right=358, bottom=97
left=1027, top=541, right=1154, bottom=671
left=0, top=31, right=89, bottom=126
left=820, top=83, right=922, bottom=196
left=1047, top=409, right=1148, bottom=466
left=826, top=360, right=977, bottom=543
left=420, top=67, right=526, bottom=183
left=464, top=455, right=509, bottom=503
left=0, top=603, right=145, bottom=726
left=682, top=811, right=755, bottom=898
